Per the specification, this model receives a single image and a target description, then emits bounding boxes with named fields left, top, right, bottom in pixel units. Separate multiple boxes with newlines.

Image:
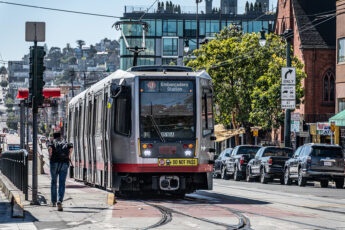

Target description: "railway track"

left=139, top=195, right=251, bottom=230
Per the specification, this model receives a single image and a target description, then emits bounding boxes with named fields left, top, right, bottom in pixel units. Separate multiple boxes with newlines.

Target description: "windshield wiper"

left=149, top=115, right=165, bottom=142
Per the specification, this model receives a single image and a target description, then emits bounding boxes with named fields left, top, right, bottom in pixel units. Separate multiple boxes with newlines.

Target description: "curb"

left=0, top=173, right=25, bottom=218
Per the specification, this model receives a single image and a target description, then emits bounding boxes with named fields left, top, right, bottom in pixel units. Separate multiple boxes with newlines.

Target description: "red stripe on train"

left=112, top=163, right=213, bottom=173
left=73, top=161, right=213, bottom=173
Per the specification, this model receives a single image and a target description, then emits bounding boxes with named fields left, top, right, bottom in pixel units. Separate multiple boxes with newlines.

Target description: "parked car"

left=284, top=144, right=344, bottom=188
left=224, top=145, right=261, bottom=181
left=246, top=147, right=293, bottom=184
left=213, top=148, right=232, bottom=179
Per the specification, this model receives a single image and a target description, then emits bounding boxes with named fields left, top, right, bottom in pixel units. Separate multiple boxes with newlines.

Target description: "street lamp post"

left=196, top=0, right=202, bottom=49
left=283, top=29, right=292, bottom=148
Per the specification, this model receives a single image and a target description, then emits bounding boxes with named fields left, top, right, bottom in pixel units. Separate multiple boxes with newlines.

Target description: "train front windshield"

left=140, top=80, right=195, bottom=141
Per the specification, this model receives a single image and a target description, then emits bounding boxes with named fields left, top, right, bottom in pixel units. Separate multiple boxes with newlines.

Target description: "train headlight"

left=143, top=149, right=152, bottom=157
left=184, top=150, right=192, bottom=156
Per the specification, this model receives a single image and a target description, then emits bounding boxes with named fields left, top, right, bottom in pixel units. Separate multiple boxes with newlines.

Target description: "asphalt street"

left=0, top=143, right=344, bottom=229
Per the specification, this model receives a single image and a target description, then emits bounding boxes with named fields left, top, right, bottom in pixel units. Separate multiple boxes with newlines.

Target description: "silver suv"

left=284, top=144, right=344, bottom=188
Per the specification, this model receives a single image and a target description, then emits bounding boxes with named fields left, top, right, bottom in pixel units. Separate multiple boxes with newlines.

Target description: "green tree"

left=76, top=40, right=85, bottom=50
left=7, top=112, right=18, bottom=130
left=187, top=26, right=306, bottom=143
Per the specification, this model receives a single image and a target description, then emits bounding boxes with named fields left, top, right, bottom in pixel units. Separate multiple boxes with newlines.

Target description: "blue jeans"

left=50, top=162, right=69, bottom=203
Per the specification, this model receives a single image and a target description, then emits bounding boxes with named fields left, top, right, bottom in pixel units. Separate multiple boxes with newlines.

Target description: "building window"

left=339, top=98, right=345, bottom=112
left=185, top=20, right=197, bottom=37
left=162, top=37, right=178, bottom=57
left=162, top=58, right=177, bottom=65
left=205, top=20, right=219, bottom=37
left=323, top=69, right=335, bottom=102
left=338, top=38, right=345, bottom=63
left=163, top=20, right=177, bottom=36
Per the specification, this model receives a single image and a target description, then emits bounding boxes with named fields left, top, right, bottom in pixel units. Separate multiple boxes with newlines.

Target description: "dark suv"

left=247, top=147, right=293, bottom=184
left=224, top=145, right=261, bottom=181
left=213, top=148, right=232, bottom=179
left=284, top=144, right=344, bottom=188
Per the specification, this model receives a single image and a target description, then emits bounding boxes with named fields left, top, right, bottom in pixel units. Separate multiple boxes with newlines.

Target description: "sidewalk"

left=0, top=145, right=114, bottom=230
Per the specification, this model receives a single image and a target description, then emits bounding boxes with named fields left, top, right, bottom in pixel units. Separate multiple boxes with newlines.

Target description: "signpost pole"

left=284, top=30, right=292, bottom=148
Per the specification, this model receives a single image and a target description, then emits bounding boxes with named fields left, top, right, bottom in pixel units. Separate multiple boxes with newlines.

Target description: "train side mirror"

left=111, top=84, right=121, bottom=98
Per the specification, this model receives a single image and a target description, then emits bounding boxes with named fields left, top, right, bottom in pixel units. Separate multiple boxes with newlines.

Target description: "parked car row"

left=214, top=143, right=345, bottom=189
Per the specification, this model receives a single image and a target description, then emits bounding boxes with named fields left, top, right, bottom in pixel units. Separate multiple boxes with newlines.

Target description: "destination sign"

left=141, top=80, right=193, bottom=93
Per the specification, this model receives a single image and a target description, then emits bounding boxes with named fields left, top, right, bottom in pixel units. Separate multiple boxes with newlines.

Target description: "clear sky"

left=0, top=0, right=277, bottom=62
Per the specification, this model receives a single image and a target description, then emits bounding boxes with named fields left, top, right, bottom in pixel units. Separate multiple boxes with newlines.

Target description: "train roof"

left=68, top=65, right=211, bottom=106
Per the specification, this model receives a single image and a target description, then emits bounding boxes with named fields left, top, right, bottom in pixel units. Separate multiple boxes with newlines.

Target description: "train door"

left=74, top=105, right=80, bottom=179
left=94, top=93, right=104, bottom=186
left=83, top=97, right=90, bottom=181
left=78, top=101, right=85, bottom=180
left=199, top=79, right=215, bottom=190
left=87, top=96, right=93, bottom=184
left=91, top=95, right=97, bottom=184
left=103, top=89, right=111, bottom=189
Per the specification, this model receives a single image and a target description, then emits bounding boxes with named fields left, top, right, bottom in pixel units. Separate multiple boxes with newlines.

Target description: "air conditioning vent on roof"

left=128, top=65, right=193, bottom=72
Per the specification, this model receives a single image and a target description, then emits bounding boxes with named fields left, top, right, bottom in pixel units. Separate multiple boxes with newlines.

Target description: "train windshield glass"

left=140, top=80, right=195, bottom=140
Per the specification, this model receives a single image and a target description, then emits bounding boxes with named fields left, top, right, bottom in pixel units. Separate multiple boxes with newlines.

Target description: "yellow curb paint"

left=107, top=193, right=117, bottom=205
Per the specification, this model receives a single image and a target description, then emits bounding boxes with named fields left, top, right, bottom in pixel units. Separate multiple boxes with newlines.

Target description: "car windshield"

left=237, top=146, right=261, bottom=156
left=140, top=80, right=195, bottom=141
left=263, top=148, right=293, bottom=157
left=311, top=147, right=343, bottom=158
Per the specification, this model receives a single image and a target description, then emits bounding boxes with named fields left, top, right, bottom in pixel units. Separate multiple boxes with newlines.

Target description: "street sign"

left=291, top=112, right=300, bottom=121
left=25, top=22, right=46, bottom=42
left=322, top=126, right=331, bottom=135
left=281, top=85, right=295, bottom=100
left=281, top=67, right=296, bottom=85
left=331, top=121, right=335, bottom=132
left=281, top=100, right=295, bottom=109
left=291, top=120, right=300, bottom=132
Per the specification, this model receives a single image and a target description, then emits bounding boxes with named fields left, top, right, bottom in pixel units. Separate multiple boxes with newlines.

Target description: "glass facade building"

left=120, top=8, right=275, bottom=70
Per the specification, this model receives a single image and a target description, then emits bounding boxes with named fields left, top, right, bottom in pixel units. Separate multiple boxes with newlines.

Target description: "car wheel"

left=298, top=168, right=307, bottom=187
left=260, top=168, right=268, bottom=184
left=320, top=180, right=329, bottom=188
left=234, top=167, right=241, bottom=181
left=335, top=178, right=344, bottom=189
left=246, top=167, right=253, bottom=182
left=284, top=168, right=292, bottom=185
left=221, top=166, right=230, bottom=180
left=279, top=176, right=284, bottom=185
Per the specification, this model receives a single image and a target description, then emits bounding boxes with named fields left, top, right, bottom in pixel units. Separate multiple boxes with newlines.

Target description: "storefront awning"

left=214, top=124, right=245, bottom=142
left=329, top=110, right=345, bottom=127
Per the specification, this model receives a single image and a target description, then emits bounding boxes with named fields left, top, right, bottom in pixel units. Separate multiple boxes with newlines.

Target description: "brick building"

left=275, top=0, right=336, bottom=126
left=336, top=0, right=345, bottom=113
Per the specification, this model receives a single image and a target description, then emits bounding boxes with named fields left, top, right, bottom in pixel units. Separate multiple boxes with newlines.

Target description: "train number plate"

left=158, top=158, right=198, bottom=166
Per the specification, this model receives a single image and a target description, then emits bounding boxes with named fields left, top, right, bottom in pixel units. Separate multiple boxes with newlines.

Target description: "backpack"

left=53, top=140, right=70, bottom=162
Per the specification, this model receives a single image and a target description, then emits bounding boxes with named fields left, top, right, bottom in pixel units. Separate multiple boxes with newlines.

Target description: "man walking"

left=48, top=132, right=73, bottom=211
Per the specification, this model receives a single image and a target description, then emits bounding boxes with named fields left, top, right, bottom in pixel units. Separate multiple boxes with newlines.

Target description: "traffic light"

left=28, top=47, right=35, bottom=105
left=35, top=46, right=46, bottom=107
left=28, top=45, right=46, bottom=109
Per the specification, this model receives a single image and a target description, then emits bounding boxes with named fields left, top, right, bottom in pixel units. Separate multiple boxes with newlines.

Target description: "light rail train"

left=67, top=66, right=215, bottom=195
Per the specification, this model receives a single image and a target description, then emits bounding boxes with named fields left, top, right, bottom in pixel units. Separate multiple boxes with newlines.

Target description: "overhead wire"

left=207, top=14, right=336, bottom=70
left=139, top=0, right=159, bottom=21
left=0, top=1, right=121, bottom=18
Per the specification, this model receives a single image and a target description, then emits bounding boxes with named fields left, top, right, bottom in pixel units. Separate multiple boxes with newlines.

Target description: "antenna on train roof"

left=113, top=20, right=149, bottom=67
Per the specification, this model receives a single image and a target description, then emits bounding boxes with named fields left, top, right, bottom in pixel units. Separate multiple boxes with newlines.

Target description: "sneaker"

left=57, top=201, right=63, bottom=211
left=50, top=202, right=56, bottom=207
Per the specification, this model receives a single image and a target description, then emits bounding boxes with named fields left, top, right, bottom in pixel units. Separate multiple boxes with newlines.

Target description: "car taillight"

left=148, top=144, right=153, bottom=149
left=183, top=144, right=188, bottom=149
left=306, top=156, right=311, bottom=166
left=240, top=156, right=244, bottom=165
left=268, top=158, right=273, bottom=164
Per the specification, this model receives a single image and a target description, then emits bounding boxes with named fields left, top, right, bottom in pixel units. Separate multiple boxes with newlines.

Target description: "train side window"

left=114, top=87, right=131, bottom=136
left=202, top=89, right=214, bottom=136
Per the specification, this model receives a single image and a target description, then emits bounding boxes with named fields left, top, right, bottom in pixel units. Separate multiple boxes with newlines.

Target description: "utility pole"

left=284, top=29, right=292, bottom=148
left=70, top=69, right=75, bottom=97
left=20, top=100, right=25, bottom=149
left=26, top=21, right=46, bottom=205
left=196, top=0, right=202, bottom=49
